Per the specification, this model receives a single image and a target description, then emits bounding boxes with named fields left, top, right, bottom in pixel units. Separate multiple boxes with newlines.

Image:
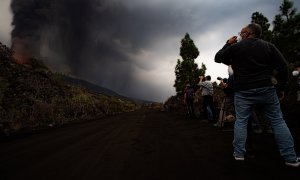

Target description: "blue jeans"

left=233, top=86, right=297, bottom=162
left=202, top=95, right=216, bottom=121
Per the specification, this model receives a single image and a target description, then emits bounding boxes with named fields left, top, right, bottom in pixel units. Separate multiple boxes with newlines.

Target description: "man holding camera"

left=215, top=23, right=299, bottom=167
left=198, top=75, right=216, bottom=122
left=288, top=63, right=300, bottom=133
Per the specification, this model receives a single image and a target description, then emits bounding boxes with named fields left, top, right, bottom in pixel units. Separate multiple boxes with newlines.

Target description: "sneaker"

left=213, top=122, right=221, bottom=127
left=233, top=153, right=245, bottom=161
left=285, top=157, right=300, bottom=167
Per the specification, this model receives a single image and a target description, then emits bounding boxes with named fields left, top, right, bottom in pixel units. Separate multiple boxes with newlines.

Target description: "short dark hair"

left=205, top=75, right=211, bottom=80
left=247, top=23, right=262, bottom=38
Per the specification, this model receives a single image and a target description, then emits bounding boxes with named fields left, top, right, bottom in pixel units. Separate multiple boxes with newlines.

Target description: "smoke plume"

left=10, top=0, right=194, bottom=101
left=10, top=0, right=141, bottom=98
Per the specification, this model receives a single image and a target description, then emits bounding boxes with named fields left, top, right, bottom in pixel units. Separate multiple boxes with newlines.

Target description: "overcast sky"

left=0, top=0, right=299, bottom=102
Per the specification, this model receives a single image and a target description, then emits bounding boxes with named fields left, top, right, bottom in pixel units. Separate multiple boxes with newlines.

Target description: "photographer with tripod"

left=214, top=66, right=235, bottom=127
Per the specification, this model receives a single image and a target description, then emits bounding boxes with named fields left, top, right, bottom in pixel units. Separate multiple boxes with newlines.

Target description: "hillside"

left=0, top=42, right=140, bottom=135
left=63, top=75, right=155, bottom=104
left=63, top=76, right=121, bottom=97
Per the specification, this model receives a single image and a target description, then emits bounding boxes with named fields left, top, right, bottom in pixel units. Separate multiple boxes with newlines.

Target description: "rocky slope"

left=0, top=42, right=139, bottom=135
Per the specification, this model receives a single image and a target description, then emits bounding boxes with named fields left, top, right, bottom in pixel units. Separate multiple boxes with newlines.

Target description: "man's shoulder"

left=199, top=81, right=213, bottom=86
left=203, top=81, right=213, bottom=88
left=205, top=80, right=213, bottom=85
left=254, top=38, right=274, bottom=46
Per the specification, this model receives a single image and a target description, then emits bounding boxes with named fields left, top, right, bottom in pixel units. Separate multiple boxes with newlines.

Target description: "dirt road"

left=0, top=109, right=299, bottom=180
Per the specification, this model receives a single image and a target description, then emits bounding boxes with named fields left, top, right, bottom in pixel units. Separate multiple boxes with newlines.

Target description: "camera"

left=223, top=78, right=228, bottom=83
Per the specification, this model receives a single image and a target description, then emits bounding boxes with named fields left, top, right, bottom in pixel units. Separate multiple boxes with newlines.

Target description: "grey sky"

left=0, top=0, right=299, bottom=102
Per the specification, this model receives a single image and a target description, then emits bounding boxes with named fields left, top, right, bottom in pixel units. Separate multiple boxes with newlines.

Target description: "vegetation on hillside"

left=0, top=42, right=139, bottom=135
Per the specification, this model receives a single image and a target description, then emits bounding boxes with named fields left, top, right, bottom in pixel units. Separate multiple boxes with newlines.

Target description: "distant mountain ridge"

left=63, top=76, right=121, bottom=97
left=63, top=75, right=155, bottom=104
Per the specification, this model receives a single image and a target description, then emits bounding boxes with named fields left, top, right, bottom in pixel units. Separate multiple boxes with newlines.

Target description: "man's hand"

left=227, top=36, right=238, bottom=44
left=199, top=76, right=204, bottom=82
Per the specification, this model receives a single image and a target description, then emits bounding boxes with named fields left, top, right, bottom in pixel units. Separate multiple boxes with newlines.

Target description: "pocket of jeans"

left=264, top=87, right=279, bottom=104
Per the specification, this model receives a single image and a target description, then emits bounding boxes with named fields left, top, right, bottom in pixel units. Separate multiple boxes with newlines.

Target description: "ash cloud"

left=10, top=0, right=192, bottom=101
left=11, top=0, right=94, bottom=72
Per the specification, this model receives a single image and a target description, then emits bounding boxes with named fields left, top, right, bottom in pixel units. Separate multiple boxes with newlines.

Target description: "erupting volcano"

left=11, top=37, right=30, bottom=64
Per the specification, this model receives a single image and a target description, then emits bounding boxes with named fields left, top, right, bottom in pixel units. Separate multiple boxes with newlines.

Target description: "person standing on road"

left=214, top=66, right=235, bottom=127
left=215, top=23, right=299, bottom=167
left=198, top=75, right=216, bottom=122
left=184, top=83, right=195, bottom=118
left=289, top=63, right=300, bottom=129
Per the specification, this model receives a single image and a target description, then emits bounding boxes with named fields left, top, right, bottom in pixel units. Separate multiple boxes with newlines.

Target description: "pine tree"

left=272, top=0, right=300, bottom=63
left=174, top=33, right=205, bottom=95
left=250, top=1, right=299, bottom=63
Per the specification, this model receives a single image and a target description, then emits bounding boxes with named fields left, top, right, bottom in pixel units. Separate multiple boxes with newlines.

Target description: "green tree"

left=174, top=33, right=205, bottom=94
left=279, top=0, right=296, bottom=21
left=272, top=0, right=300, bottom=63
left=180, top=33, right=200, bottom=61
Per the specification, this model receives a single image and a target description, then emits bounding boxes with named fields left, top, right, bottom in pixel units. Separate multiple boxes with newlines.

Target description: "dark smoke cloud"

left=10, top=0, right=192, bottom=101
left=11, top=0, right=93, bottom=72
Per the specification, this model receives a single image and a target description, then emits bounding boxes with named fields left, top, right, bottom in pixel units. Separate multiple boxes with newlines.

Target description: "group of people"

left=183, top=75, right=216, bottom=122
left=184, top=23, right=300, bottom=167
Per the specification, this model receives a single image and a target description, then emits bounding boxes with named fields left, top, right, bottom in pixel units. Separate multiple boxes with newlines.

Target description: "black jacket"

left=215, top=38, right=288, bottom=91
